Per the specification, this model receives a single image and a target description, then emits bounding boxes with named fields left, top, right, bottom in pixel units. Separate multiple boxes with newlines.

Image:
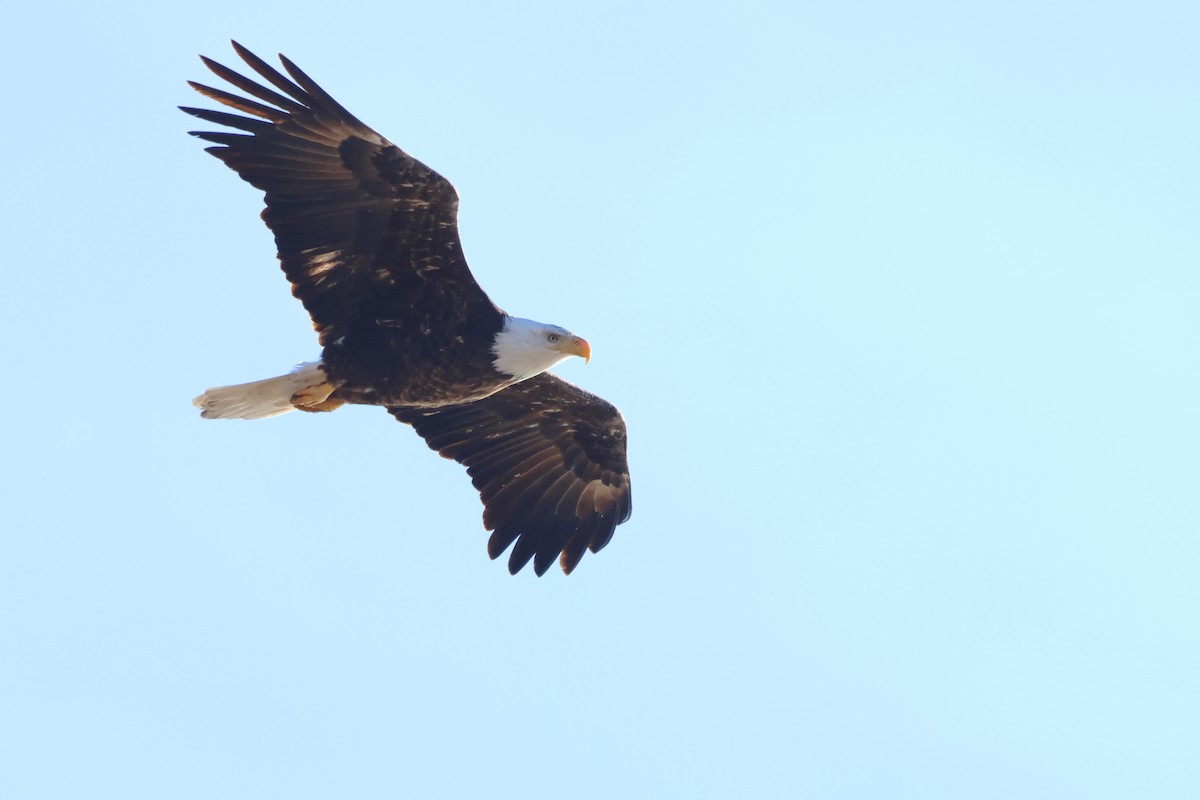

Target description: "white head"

left=491, top=316, right=591, bottom=382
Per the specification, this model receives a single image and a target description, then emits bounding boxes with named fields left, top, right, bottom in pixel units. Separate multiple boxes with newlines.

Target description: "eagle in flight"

left=185, top=42, right=632, bottom=575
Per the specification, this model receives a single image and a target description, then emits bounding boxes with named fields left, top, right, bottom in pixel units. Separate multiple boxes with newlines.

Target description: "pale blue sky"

left=2, top=1, right=1198, bottom=797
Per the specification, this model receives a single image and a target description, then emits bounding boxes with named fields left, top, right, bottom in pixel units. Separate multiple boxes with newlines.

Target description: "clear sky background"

left=2, top=1, right=1197, bottom=797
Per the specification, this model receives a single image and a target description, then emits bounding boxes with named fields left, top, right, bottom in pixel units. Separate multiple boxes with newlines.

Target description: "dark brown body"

left=321, top=311, right=512, bottom=408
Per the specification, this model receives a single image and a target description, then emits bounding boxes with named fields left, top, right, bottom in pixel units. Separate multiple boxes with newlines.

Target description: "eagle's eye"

left=548, top=333, right=560, bottom=343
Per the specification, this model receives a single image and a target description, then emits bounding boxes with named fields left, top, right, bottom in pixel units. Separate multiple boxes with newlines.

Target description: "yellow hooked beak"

left=565, top=336, right=591, bottom=364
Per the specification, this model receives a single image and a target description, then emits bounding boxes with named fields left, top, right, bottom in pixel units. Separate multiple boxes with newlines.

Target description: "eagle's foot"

left=291, top=381, right=339, bottom=412
left=295, top=396, right=347, bottom=413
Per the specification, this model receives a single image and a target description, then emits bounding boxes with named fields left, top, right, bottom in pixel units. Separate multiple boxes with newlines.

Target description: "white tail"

left=193, top=361, right=326, bottom=420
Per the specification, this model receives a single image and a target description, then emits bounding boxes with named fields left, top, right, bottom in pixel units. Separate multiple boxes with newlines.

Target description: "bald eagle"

left=185, top=42, right=632, bottom=575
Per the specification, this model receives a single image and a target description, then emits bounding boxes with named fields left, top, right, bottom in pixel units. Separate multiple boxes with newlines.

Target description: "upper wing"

left=390, top=374, right=633, bottom=576
left=182, top=41, right=500, bottom=345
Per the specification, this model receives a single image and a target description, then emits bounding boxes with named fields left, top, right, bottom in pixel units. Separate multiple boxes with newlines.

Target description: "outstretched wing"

left=182, top=41, right=500, bottom=345
left=390, top=374, right=633, bottom=576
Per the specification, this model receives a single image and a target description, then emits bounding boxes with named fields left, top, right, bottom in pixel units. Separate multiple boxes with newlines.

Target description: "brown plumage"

left=391, top=375, right=632, bottom=576
left=186, top=42, right=632, bottom=575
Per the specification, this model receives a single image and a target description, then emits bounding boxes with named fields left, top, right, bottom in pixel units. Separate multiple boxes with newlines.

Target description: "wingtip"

left=559, top=547, right=584, bottom=575
left=186, top=80, right=221, bottom=101
left=230, top=40, right=264, bottom=66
